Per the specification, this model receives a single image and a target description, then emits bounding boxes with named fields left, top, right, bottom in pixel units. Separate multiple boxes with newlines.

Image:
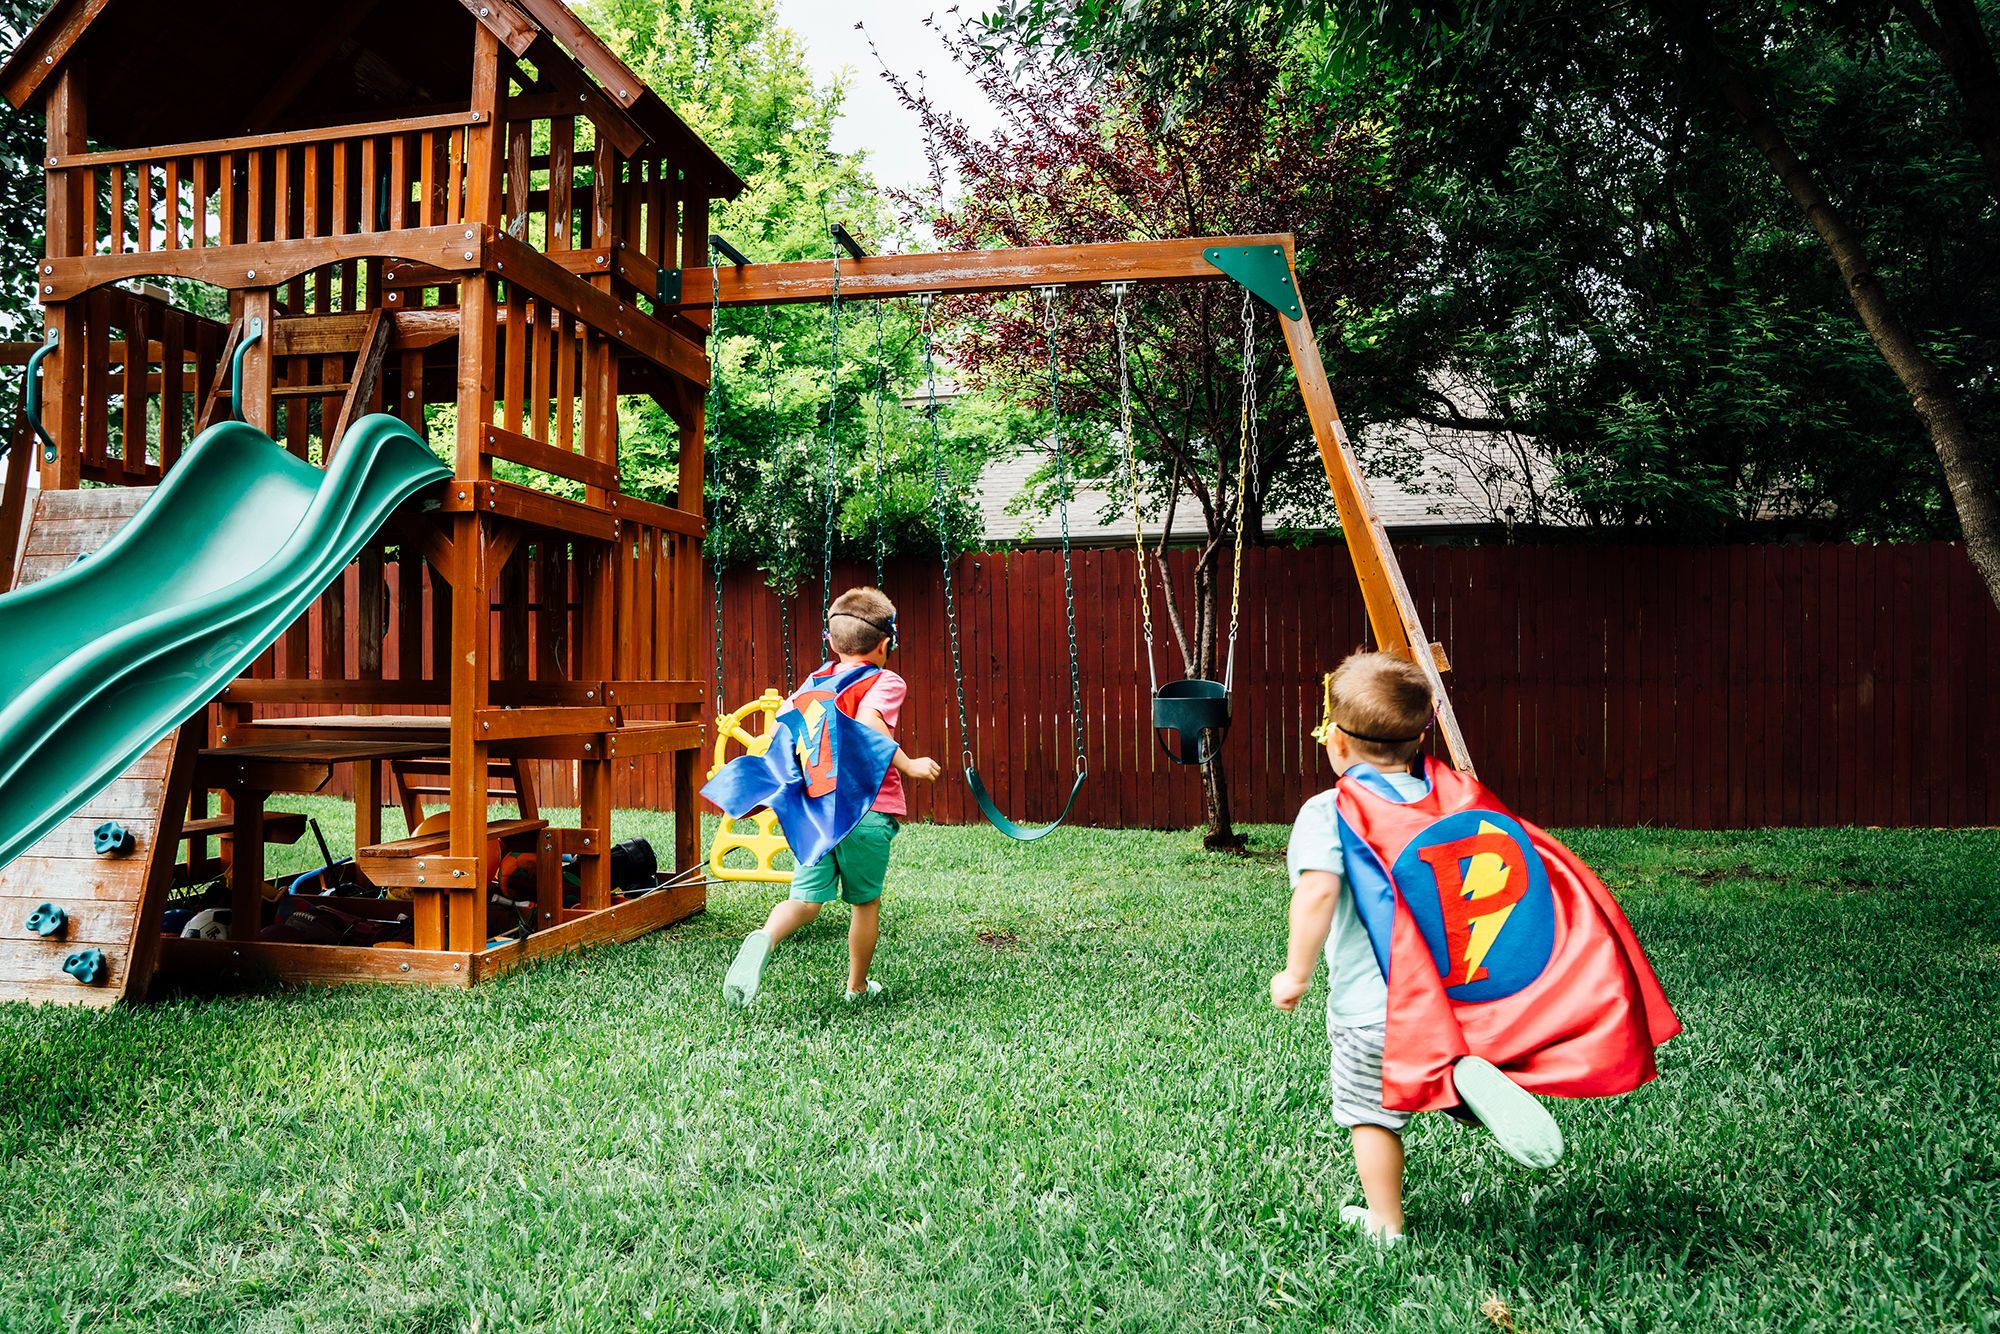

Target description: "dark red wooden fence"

left=299, top=541, right=1999, bottom=829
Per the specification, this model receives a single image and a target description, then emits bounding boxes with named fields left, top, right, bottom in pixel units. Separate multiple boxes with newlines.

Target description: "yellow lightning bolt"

left=1459, top=819, right=1517, bottom=982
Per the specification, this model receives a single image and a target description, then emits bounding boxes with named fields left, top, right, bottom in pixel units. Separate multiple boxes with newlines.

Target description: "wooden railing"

left=4, top=294, right=230, bottom=486
left=50, top=113, right=485, bottom=259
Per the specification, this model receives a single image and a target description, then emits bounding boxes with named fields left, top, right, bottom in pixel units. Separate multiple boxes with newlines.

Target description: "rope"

left=759, top=302, right=796, bottom=687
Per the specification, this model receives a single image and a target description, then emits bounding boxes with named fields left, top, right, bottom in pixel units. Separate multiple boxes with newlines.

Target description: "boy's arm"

left=1271, top=870, right=1339, bottom=1011
left=858, top=707, right=942, bottom=782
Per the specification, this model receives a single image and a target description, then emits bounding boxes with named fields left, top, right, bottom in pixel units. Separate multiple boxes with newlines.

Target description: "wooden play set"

left=0, top=0, right=1466, bottom=1008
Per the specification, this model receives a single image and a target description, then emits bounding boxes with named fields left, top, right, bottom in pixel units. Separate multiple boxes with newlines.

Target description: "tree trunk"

left=1709, top=54, right=2000, bottom=612
left=1912, top=0, right=2000, bottom=203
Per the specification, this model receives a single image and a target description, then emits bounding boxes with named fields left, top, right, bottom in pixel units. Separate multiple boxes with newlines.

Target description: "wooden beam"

left=1277, top=264, right=1473, bottom=775
left=686, top=234, right=1295, bottom=307
left=489, top=230, right=707, bottom=385
left=482, top=422, right=620, bottom=490
left=328, top=307, right=393, bottom=454
left=522, top=34, right=646, bottom=159
left=49, top=111, right=482, bottom=169
left=438, top=476, right=618, bottom=541
left=0, top=0, right=113, bottom=111
left=41, top=226, right=487, bottom=302
left=454, top=0, right=540, bottom=57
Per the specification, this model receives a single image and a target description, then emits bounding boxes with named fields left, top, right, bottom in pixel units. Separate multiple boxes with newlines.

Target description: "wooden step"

left=180, top=811, right=308, bottom=845
left=272, top=382, right=353, bottom=397
left=358, top=817, right=546, bottom=860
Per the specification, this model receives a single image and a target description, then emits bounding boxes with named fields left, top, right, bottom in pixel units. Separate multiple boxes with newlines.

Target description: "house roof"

left=976, top=426, right=1567, bottom=547
left=0, top=0, right=743, bottom=197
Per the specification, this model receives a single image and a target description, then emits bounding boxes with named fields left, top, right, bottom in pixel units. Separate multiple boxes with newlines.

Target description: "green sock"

left=723, top=930, right=772, bottom=1008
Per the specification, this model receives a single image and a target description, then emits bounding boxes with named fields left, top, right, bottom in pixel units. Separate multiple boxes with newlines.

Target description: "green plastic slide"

left=0, top=414, right=450, bottom=872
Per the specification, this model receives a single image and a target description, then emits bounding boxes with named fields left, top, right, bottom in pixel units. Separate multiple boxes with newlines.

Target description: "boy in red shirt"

left=723, top=587, right=940, bottom=1007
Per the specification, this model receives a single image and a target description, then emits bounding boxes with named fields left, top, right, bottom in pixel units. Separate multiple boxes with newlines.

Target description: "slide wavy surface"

left=0, top=415, right=450, bottom=871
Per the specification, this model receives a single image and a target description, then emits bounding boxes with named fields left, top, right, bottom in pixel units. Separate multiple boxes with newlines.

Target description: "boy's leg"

left=1330, top=1020, right=1410, bottom=1240
left=835, top=812, right=896, bottom=997
left=1350, top=1127, right=1406, bottom=1237
left=846, top=899, right=879, bottom=995
left=762, top=898, right=823, bottom=946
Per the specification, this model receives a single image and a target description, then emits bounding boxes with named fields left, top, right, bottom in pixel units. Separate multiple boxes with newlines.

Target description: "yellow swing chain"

left=1224, top=288, right=1258, bottom=691
left=1112, top=283, right=1158, bottom=692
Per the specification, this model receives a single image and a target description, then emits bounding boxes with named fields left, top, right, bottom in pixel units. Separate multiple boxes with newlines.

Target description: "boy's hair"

left=1324, top=651, right=1433, bottom=765
left=827, top=587, right=898, bottom=655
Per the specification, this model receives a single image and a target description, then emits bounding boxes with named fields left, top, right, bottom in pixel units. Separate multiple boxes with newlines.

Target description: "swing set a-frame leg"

left=1278, top=261, right=1476, bottom=775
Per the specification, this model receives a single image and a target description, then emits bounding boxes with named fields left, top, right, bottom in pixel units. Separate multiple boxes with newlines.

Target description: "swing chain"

left=1112, top=283, right=1158, bottom=694
left=1039, top=286, right=1086, bottom=770
left=918, top=294, right=972, bottom=765
left=760, top=302, right=796, bottom=687
left=823, top=225, right=843, bottom=628
left=1225, top=287, right=1257, bottom=691
left=706, top=244, right=727, bottom=715
left=869, top=299, right=891, bottom=588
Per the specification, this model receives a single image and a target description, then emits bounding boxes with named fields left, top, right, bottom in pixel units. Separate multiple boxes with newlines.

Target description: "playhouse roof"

left=0, top=0, right=743, bottom=198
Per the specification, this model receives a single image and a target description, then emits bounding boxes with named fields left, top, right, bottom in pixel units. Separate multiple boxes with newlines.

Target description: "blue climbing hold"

left=62, top=948, right=107, bottom=985
left=24, top=903, right=66, bottom=938
left=92, top=822, right=135, bottom=857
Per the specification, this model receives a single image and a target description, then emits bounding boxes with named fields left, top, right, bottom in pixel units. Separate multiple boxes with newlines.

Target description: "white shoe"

left=844, top=979, right=884, bottom=1002
left=1340, top=1204, right=1404, bottom=1247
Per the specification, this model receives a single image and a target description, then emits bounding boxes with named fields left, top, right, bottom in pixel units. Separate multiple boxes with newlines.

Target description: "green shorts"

left=789, top=810, right=899, bottom=906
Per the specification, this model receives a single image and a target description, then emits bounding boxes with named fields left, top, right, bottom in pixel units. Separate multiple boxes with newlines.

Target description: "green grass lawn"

left=2, top=805, right=1997, bottom=1332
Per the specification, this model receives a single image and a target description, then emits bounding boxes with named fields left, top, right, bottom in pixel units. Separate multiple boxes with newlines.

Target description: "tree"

left=884, top=31, right=1424, bottom=845
left=582, top=0, right=990, bottom=622
left=986, top=0, right=2000, bottom=603
left=0, top=3, right=51, bottom=339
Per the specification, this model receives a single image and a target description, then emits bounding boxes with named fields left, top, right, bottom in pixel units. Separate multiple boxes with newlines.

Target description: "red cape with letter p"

left=1335, top=760, right=1681, bottom=1113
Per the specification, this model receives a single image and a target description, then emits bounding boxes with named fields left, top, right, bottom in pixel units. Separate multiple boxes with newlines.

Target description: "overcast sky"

left=772, top=1, right=1005, bottom=199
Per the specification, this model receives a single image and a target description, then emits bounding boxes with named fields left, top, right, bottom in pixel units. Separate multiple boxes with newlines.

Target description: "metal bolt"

left=465, top=230, right=475, bottom=240
left=464, top=252, right=474, bottom=261
left=585, top=690, right=595, bottom=699
left=417, top=875, right=426, bottom=884
left=458, top=490, right=467, bottom=499
left=246, top=269, right=256, bottom=278
left=453, top=962, right=462, bottom=971
left=42, top=264, right=51, bottom=274
left=482, top=721, right=490, bottom=730
left=43, top=285, right=51, bottom=295
left=407, top=389, right=417, bottom=399
left=596, top=255, right=607, bottom=266
left=584, top=743, right=592, bottom=752
left=400, top=962, right=411, bottom=972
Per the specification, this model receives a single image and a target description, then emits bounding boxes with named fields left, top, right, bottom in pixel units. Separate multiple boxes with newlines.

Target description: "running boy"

left=723, top=587, right=940, bottom=1007
left=1272, top=651, right=1677, bottom=1245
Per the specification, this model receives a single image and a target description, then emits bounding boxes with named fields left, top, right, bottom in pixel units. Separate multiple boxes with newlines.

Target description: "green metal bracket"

left=657, top=267, right=683, bottom=309
left=229, top=316, right=264, bottom=423
left=1202, top=244, right=1303, bottom=321
left=25, top=329, right=57, bottom=462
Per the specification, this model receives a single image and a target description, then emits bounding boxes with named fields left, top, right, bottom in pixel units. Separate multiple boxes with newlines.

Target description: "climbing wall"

left=0, top=489, right=192, bottom=1007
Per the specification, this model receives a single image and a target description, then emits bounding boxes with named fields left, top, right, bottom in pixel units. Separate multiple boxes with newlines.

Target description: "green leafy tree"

left=0, top=2, right=51, bottom=340
left=887, top=32, right=1424, bottom=845
left=987, top=0, right=2000, bottom=603
left=582, top=0, right=989, bottom=609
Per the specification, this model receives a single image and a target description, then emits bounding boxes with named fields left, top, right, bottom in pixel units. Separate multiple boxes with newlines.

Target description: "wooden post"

left=228, top=790, right=267, bottom=939
left=41, top=66, right=86, bottom=491
left=1278, top=267, right=1472, bottom=774
left=240, top=289, right=275, bottom=435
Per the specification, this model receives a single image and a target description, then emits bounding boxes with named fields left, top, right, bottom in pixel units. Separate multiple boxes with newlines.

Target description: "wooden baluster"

left=446, top=126, right=464, bottom=226
left=84, top=293, right=109, bottom=470
left=121, top=292, right=147, bottom=473
left=592, top=141, right=617, bottom=249
left=529, top=298, right=551, bottom=442
left=389, top=133, right=409, bottom=230
left=303, top=143, right=321, bottom=238
left=108, top=164, right=126, bottom=254
left=273, top=147, right=293, bottom=242
left=189, top=156, right=209, bottom=248
left=244, top=151, right=263, bottom=243
left=161, top=160, right=181, bottom=251
left=503, top=284, right=526, bottom=435
left=505, top=120, right=530, bottom=238
left=419, top=131, right=438, bottom=227
left=135, top=163, right=154, bottom=254
left=556, top=309, right=576, bottom=454
left=549, top=116, right=574, bottom=251
left=360, top=137, right=380, bottom=233
left=161, top=307, right=185, bottom=471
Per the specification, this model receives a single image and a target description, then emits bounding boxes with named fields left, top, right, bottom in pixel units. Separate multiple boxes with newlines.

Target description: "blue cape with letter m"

left=700, top=661, right=900, bottom=868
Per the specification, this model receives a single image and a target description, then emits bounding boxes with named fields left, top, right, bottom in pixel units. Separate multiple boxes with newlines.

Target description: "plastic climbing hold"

left=92, top=821, right=136, bottom=857
left=24, top=903, right=67, bottom=938
left=62, top=948, right=107, bottom=985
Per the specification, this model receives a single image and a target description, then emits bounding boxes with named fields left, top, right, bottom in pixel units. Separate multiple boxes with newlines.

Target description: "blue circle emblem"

left=1391, top=809, right=1556, bottom=1002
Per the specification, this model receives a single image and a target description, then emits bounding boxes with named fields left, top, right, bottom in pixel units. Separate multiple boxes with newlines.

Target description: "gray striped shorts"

left=1328, top=1021, right=1410, bottom=1132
